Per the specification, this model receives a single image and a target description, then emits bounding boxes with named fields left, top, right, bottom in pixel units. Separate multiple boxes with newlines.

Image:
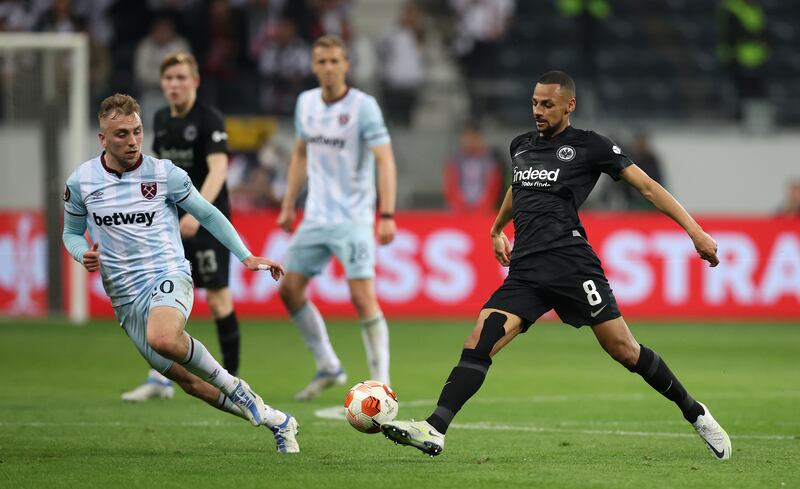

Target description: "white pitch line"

left=316, top=392, right=800, bottom=442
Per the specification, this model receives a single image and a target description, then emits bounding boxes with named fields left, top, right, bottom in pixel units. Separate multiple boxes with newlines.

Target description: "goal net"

left=0, top=33, right=89, bottom=323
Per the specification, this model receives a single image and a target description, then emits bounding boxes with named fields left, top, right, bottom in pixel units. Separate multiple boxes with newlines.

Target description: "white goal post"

left=0, top=32, right=89, bottom=323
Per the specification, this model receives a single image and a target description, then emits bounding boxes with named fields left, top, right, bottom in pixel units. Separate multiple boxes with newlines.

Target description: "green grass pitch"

left=1, top=318, right=798, bottom=489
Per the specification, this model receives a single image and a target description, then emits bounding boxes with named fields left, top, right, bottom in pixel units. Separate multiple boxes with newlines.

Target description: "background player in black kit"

left=121, top=52, right=242, bottom=402
left=382, top=71, right=732, bottom=460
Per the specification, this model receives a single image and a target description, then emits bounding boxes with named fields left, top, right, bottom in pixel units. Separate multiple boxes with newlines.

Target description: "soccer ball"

left=343, top=380, right=398, bottom=433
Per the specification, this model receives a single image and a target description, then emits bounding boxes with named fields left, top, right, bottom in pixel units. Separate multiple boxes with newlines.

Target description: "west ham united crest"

left=339, top=114, right=349, bottom=125
left=141, top=182, right=157, bottom=200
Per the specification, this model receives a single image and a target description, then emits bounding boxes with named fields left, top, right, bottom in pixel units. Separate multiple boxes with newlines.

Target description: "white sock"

left=215, top=392, right=287, bottom=428
left=147, top=368, right=170, bottom=384
left=263, top=406, right=288, bottom=428
left=361, top=314, right=390, bottom=384
left=181, top=334, right=236, bottom=393
left=216, top=391, right=245, bottom=419
left=292, top=302, right=341, bottom=373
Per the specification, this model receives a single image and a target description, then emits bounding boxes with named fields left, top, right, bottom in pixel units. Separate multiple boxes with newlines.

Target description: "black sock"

left=426, top=349, right=490, bottom=434
left=215, top=311, right=240, bottom=376
left=631, top=344, right=704, bottom=422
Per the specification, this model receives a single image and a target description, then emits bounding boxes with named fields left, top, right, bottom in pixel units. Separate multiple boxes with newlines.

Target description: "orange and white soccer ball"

left=343, top=380, right=398, bottom=433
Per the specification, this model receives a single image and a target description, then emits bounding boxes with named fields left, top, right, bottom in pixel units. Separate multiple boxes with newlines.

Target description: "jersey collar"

left=101, top=151, right=143, bottom=178
left=322, top=86, right=350, bottom=105
left=535, top=125, right=574, bottom=145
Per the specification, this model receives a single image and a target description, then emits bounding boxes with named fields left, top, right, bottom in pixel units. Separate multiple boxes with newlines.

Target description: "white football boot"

left=227, top=378, right=265, bottom=426
left=382, top=419, right=445, bottom=457
left=293, top=368, right=347, bottom=401
left=692, top=402, right=732, bottom=460
left=121, top=370, right=174, bottom=402
left=268, top=413, right=300, bottom=454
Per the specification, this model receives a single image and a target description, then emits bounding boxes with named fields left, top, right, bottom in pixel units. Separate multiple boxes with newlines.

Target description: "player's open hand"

left=492, top=232, right=512, bottom=267
left=242, top=256, right=285, bottom=280
left=179, top=214, right=201, bottom=239
left=377, top=218, right=396, bottom=245
left=277, top=207, right=295, bottom=233
left=692, top=230, right=719, bottom=267
left=83, top=243, right=100, bottom=272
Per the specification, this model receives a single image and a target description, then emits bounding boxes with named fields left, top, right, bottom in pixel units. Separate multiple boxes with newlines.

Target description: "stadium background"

left=0, top=0, right=797, bottom=321
left=1, top=3, right=799, bottom=489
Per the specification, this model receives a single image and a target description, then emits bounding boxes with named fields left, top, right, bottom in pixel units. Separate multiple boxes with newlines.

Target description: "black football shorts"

left=483, top=244, right=621, bottom=331
left=183, top=229, right=231, bottom=289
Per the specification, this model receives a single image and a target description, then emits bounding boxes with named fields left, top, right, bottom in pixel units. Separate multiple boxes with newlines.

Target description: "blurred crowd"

left=2, top=0, right=796, bottom=213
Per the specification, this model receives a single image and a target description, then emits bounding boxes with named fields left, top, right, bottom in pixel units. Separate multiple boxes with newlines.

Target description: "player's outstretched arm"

left=490, top=186, right=514, bottom=267
left=277, top=138, right=308, bottom=232
left=173, top=172, right=284, bottom=280
left=373, top=143, right=397, bottom=245
left=621, top=164, right=719, bottom=267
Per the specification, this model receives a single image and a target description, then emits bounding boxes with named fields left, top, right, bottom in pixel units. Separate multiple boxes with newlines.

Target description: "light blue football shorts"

left=113, top=272, right=195, bottom=374
left=284, top=221, right=376, bottom=279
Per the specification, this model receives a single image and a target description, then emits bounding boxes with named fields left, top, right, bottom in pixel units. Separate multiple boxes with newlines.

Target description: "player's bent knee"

left=465, top=311, right=508, bottom=357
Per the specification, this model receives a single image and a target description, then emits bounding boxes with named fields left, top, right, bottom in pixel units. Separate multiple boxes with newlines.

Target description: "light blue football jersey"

left=294, top=87, right=391, bottom=225
left=64, top=153, right=192, bottom=306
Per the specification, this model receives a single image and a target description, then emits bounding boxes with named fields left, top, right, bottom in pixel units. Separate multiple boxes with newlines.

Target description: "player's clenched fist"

left=82, top=243, right=100, bottom=272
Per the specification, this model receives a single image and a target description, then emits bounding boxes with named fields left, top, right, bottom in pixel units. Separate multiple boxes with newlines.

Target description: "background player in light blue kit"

left=62, top=94, right=299, bottom=453
left=277, top=35, right=398, bottom=401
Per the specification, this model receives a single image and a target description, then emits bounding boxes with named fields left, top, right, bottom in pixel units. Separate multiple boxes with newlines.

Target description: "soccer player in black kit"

left=382, top=71, right=732, bottom=460
left=121, top=52, right=242, bottom=401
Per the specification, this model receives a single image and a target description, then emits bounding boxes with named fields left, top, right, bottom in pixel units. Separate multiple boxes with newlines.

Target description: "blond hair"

left=98, top=93, right=140, bottom=125
left=312, top=35, right=348, bottom=59
left=159, top=51, right=199, bottom=78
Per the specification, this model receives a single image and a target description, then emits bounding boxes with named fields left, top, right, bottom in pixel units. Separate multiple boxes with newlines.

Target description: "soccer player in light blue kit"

left=277, top=35, right=398, bottom=401
left=62, top=94, right=299, bottom=453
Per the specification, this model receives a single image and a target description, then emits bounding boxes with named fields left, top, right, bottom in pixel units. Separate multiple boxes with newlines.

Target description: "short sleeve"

left=358, top=96, right=391, bottom=148
left=203, top=107, right=229, bottom=155
left=63, top=173, right=86, bottom=216
left=166, top=164, right=194, bottom=203
left=587, top=131, right=634, bottom=181
left=294, top=94, right=307, bottom=141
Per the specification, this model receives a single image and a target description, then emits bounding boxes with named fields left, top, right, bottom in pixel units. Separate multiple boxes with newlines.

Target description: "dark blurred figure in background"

left=377, top=1, right=427, bottom=128
left=777, top=179, right=800, bottom=218
left=717, top=0, right=769, bottom=121
left=190, top=0, right=250, bottom=113
left=619, top=132, right=666, bottom=210
left=229, top=137, right=291, bottom=211
left=556, top=0, right=610, bottom=81
left=443, top=122, right=504, bottom=213
left=251, top=17, right=311, bottom=115
left=134, top=15, right=191, bottom=121
left=595, top=133, right=666, bottom=211
left=449, top=0, right=515, bottom=121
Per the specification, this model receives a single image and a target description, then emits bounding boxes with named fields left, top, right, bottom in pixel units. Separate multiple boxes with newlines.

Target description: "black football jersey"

left=152, top=103, right=230, bottom=217
left=508, top=126, right=633, bottom=261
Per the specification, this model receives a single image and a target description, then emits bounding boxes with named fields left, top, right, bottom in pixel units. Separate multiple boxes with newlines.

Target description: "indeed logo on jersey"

left=160, top=148, right=194, bottom=166
left=92, top=211, right=155, bottom=227
left=306, top=134, right=346, bottom=149
left=513, top=166, right=560, bottom=187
